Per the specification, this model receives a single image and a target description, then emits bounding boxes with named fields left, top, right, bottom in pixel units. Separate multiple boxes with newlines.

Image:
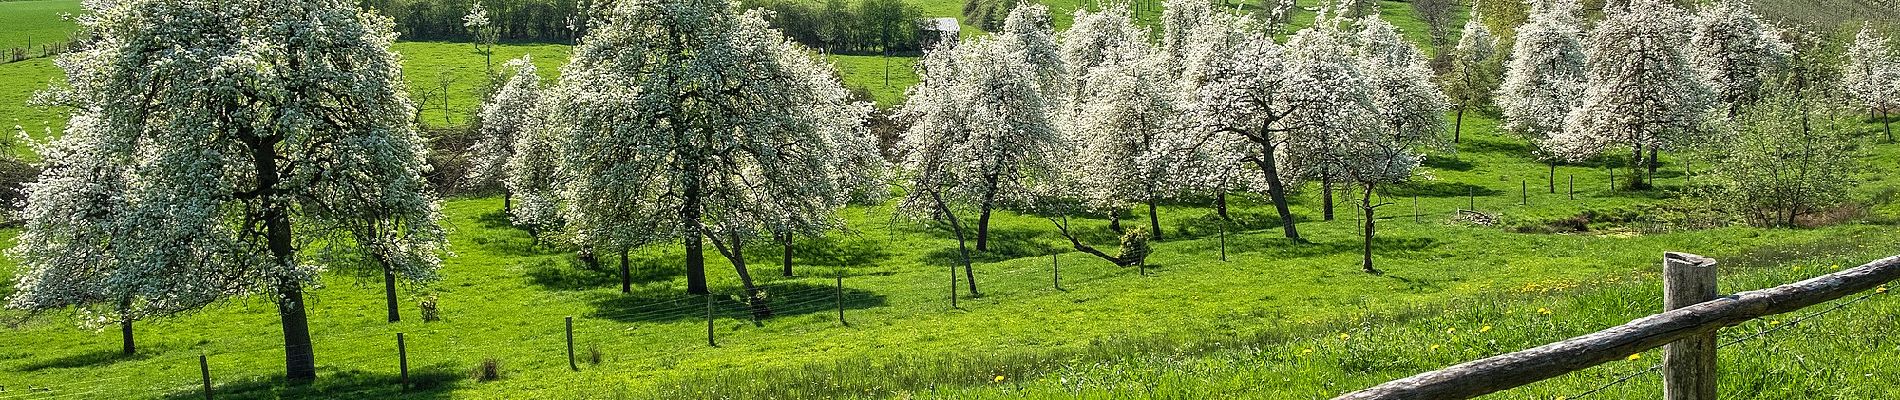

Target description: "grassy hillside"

left=0, top=0, right=83, bottom=54
left=4, top=114, right=1899, bottom=399
left=5, top=0, right=1900, bottom=399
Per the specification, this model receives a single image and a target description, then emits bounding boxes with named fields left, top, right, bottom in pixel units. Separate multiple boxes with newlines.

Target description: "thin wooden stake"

left=200, top=354, right=212, bottom=400
left=706, top=295, right=716, bottom=347
left=1413, top=195, right=1419, bottom=223
left=1217, top=221, right=1228, bottom=262
left=1467, top=187, right=1474, bottom=211
left=1663, top=252, right=1719, bottom=400
left=1521, top=180, right=1528, bottom=205
left=836, top=275, right=847, bottom=326
left=397, top=333, right=410, bottom=390
left=1054, top=251, right=1064, bottom=288
left=565, top=317, right=576, bottom=371
left=1568, top=175, right=1575, bottom=200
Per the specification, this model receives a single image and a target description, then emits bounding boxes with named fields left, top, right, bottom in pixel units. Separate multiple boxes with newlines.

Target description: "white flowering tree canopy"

left=545, top=0, right=859, bottom=255
left=10, top=0, right=444, bottom=375
left=1160, top=0, right=1214, bottom=73
left=1345, top=16, right=1447, bottom=185
left=897, top=35, right=1060, bottom=221
left=10, top=0, right=445, bottom=303
left=469, top=55, right=543, bottom=192
left=1845, top=23, right=1899, bottom=114
left=1553, top=0, right=1712, bottom=162
left=1003, top=3, right=1065, bottom=93
left=1150, top=12, right=1263, bottom=201
left=1049, top=4, right=1177, bottom=215
left=1687, top=0, right=1791, bottom=115
left=1445, top=11, right=1499, bottom=111
left=1496, top=0, right=1586, bottom=159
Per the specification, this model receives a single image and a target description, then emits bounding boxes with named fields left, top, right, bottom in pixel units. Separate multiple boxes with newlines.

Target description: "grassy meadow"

left=2, top=0, right=1900, bottom=399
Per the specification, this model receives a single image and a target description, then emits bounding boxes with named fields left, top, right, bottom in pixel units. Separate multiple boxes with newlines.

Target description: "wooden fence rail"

left=1333, top=252, right=1900, bottom=400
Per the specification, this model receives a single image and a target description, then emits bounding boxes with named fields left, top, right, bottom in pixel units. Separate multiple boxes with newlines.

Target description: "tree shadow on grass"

left=1205, top=233, right=1442, bottom=260
left=164, top=363, right=462, bottom=400
left=1459, top=136, right=1534, bottom=156
left=919, top=226, right=1058, bottom=265
left=476, top=210, right=512, bottom=229
left=1385, top=181, right=1504, bottom=198
left=525, top=251, right=687, bottom=292
left=585, top=282, right=886, bottom=324
left=14, top=349, right=152, bottom=372
left=1421, top=155, right=1476, bottom=171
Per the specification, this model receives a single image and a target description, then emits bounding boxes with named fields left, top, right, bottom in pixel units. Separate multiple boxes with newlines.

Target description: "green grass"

left=391, top=42, right=571, bottom=129
left=4, top=113, right=1900, bottom=399
left=5, top=0, right=1900, bottom=399
left=0, top=0, right=83, bottom=55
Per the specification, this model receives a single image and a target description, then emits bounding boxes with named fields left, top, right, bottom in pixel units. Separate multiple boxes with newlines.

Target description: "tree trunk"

left=975, top=175, right=1000, bottom=252
left=1216, top=192, right=1230, bottom=221
left=729, top=235, right=770, bottom=320
left=1884, top=110, right=1892, bottom=143
left=1548, top=163, right=1557, bottom=194
left=1146, top=199, right=1163, bottom=241
left=120, top=318, right=135, bottom=355
left=1255, top=147, right=1300, bottom=240
left=683, top=180, right=708, bottom=295
left=252, top=133, right=315, bottom=384
left=502, top=190, right=512, bottom=213
left=1453, top=106, right=1466, bottom=143
left=1322, top=173, right=1335, bottom=221
left=933, top=191, right=978, bottom=299
left=1361, top=184, right=1380, bottom=275
left=1107, top=212, right=1124, bottom=234
left=383, top=260, right=401, bottom=322
left=1629, top=144, right=1646, bottom=189
left=1646, top=147, right=1659, bottom=184
left=118, top=299, right=135, bottom=355
left=780, top=232, right=794, bottom=277
left=619, top=248, right=631, bottom=294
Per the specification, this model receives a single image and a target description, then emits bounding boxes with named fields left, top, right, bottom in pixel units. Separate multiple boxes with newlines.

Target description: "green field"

left=5, top=0, right=1900, bottom=399
left=0, top=0, right=83, bottom=55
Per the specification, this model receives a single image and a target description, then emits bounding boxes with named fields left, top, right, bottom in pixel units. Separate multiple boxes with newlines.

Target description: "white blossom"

left=1551, top=0, right=1712, bottom=170
left=469, top=55, right=542, bottom=193
left=1496, top=0, right=1586, bottom=160
left=1687, top=0, right=1791, bottom=117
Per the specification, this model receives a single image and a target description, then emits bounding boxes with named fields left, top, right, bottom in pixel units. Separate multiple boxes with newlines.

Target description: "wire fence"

left=1561, top=288, right=1888, bottom=399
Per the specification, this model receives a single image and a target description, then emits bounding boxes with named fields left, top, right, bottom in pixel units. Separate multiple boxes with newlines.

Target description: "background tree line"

left=354, top=0, right=927, bottom=54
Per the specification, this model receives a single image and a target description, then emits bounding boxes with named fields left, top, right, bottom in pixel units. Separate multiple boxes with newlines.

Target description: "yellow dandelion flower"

left=1338, top=333, right=1352, bottom=341
left=1769, top=320, right=1781, bottom=326
left=1626, top=353, right=1642, bottom=361
left=1302, top=348, right=1314, bottom=355
left=1879, top=286, right=1889, bottom=294
left=1430, top=344, right=1441, bottom=351
left=994, top=375, right=1006, bottom=383
left=1446, top=327, right=1457, bottom=334
left=1480, top=325, right=1493, bottom=333
left=1538, top=307, right=1553, bottom=315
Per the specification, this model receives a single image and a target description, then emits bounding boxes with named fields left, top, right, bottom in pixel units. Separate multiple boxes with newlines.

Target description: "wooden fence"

left=1333, top=252, right=1900, bottom=400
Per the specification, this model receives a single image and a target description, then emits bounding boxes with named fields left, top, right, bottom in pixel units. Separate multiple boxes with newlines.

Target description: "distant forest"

left=358, top=0, right=928, bottom=54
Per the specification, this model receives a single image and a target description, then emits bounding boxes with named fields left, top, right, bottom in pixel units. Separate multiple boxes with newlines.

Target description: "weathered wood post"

left=836, top=275, right=847, bottom=326
left=1663, top=252, right=1718, bottom=400
left=1412, top=195, right=1419, bottom=223
left=397, top=333, right=410, bottom=390
left=1568, top=175, right=1574, bottom=200
left=199, top=354, right=212, bottom=400
left=1521, top=180, right=1528, bottom=205
left=1467, top=187, right=1474, bottom=210
left=706, top=295, right=717, bottom=347
left=564, top=317, right=576, bottom=371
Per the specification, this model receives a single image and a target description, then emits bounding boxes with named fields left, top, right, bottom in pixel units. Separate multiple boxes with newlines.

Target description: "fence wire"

left=1565, top=287, right=1888, bottom=399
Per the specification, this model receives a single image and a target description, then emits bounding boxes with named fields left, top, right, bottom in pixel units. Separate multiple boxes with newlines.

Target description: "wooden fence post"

left=565, top=317, right=576, bottom=371
left=1568, top=175, right=1574, bottom=200
left=836, top=275, right=847, bottom=326
left=397, top=333, right=410, bottom=390
left=1663, top=252, right=1719, bottom=400
left=1412, top=195, right=1419, bottom=223
left=1054, top=251, right=1064, bottom=288
left=1521, top=180, right=1528, bottom=205
left=1467, top=187, right=1474, bottom=210
left=199, top=354, right=212, bottom=400
left=706, top=295, right=717, bottom=347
